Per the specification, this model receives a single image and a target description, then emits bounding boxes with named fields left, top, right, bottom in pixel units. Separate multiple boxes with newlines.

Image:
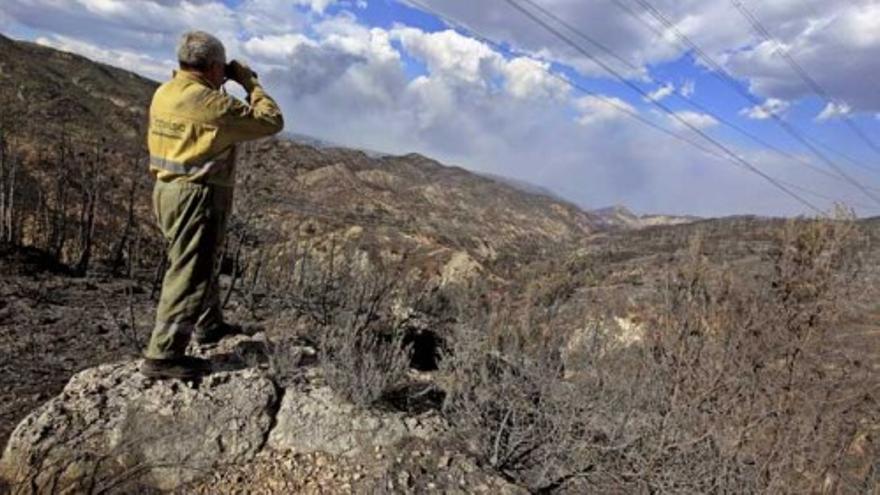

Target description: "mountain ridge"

left=0, top=31, right=707, bottom=292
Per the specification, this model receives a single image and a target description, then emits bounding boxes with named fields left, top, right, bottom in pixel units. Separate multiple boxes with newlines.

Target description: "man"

left=141, top=31, right=284, bottom=379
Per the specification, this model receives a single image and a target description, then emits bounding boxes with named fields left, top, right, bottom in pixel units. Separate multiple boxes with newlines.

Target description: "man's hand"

left=225, top=60, right=258, bottom=92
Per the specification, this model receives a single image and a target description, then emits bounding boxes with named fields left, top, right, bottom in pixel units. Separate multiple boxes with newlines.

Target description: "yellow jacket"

left=148, top=70, right=284, bottom=187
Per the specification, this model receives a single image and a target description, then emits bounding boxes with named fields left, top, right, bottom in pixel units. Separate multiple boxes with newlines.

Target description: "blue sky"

left=2, top=0, right=880, bottom=217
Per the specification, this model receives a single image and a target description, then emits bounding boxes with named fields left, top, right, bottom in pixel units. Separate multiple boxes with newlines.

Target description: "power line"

left=499, top=0, right=824, bottom=213
left=806, top=133, right=880, bottom=176
left=610, top=0, right=880, bottom=182
left=627, top=0, right=880, bottom=200
left=402, top=0, right=746, bottom=171
left=514, top=0, right=880, bottom=193
left=613, top=0, right=880, bottom=206
left=777, top=179, right=877, bottom=211
left=402, top=0, right=872, bottom=213
left=730, top=0, right=880, bottom=156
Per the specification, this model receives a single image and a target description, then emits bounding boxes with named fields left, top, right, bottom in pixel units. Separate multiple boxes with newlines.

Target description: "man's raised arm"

left=217, top=60, right=284, bottom=142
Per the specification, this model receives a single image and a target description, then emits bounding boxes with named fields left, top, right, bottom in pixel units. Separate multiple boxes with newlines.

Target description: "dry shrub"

left=619, top=215, right=873, bottom=493
left=442, top=215, right=877, bottom=493
left=439, top=282, right=600, bottom=492
left=0, top=128, right=163, bottom=276
left=440, top=323, right=591, bottom=492
left=319, top=318, right=412, bottom=408
left=257, top=242, right=425, bottom=407
left=308, top=258, right=414, bottom=407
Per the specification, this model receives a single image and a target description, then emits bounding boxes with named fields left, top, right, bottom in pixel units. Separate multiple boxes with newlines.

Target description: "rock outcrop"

left=267, top=385, right=442, bottom=456
left=0, top=335, right=447, bottom=493
left=0, top=361, right=278, bottom=493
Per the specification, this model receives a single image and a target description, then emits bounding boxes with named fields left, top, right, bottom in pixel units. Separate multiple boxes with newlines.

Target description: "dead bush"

left=312, top=257, right=443, bottom=407
left=573, top=216, right=874, bottom=493
left=319, top=318, right=412, bottom=408
left=255, top=242, right=430, bottom=407
left=441, top=329, right=585, bottom=491
left=442, top=215, right=876, bottom=493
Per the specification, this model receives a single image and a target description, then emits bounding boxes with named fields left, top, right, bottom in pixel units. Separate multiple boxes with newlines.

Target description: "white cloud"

left=669, top=111, right=719, bottom=130
left=293, top=0, right=338, bottom=14
left=5, top=0, right=878, bottom=216
left=816, top=101, right=852, bottom=121
left=392, top=28, right=501, bottom=87
left=644, top=83, right=674, bottom=102
left=740, top=98, right=790, bottom=120
left=406, top=1, right=880, bottom=114
left=242, top=33, right=315, bottom=63
left=680, top=79, right=695, bottom=97
left=390, top=27, right=569, bottom=101
left=263, top=15, right=402, bottom=103
left=500, top=56, right=568, bottom=100
left=239, top=0, right=307, bottom=35
left=2, top=0, right=244, bottom=77
left=317, top=17, right=400, bottom=64
left=35, top=34, right=175, bottom=81
left=5, top=0, right=239, bottom=44
left=0, top=7, right=12, bottom=29
left=574, top=95, right=637, bottom=126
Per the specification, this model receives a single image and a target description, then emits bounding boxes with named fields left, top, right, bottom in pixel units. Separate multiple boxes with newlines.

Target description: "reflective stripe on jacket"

left=148, top=70, right=284, bottom=187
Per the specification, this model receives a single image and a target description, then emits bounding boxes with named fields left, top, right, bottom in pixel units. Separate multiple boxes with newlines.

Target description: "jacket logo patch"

left=150, top=118, right=186, bottom=139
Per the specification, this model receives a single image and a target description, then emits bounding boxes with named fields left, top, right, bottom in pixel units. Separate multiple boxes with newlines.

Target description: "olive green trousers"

left=145, top=180, right=233, bottom=360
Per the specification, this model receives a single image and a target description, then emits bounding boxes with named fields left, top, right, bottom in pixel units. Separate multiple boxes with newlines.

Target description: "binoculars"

left=224, top=62, right=258, bottom=80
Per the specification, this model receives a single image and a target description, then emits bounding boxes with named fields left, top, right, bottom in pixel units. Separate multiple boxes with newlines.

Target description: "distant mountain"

left=283, top=132, right=389, bottom=158
left=476, top=177, right=698, bottom=230
left=236, top=140, right=606, bottom=280
left=479, top=172, right=569, bottom=203
left=592, top=205, right=699, bottom=230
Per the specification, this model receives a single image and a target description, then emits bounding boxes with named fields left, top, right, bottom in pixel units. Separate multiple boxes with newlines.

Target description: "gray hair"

left=176, top=30, right=226, bottom=70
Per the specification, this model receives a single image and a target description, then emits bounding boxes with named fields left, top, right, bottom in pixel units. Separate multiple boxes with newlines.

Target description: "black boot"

left=193, top=322, right=259, bottom=347
left=140, top=356, right=212, bottom=379
left=193, top=322, right=240, bottom=346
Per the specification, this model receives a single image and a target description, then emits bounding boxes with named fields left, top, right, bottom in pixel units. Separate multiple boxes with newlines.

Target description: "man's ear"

left=210, top=62, right=226, bottom=88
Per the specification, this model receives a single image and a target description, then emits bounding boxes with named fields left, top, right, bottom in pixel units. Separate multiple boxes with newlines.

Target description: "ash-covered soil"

left=0, top=248, right=158, bottom=451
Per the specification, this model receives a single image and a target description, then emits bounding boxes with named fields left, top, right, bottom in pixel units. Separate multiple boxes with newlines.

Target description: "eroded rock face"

left=268, top=385, right=443, bottom=457
left=0, top=335, right=448, bottom=493
left=0, top=361, right=278, bottom=493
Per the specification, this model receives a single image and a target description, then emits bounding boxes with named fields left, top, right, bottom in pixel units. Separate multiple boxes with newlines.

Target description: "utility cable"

left=501, top=0, right=824, bottom=213
left=613, top=0, right=880, bottom=205
left=403, top=0, right=746, bottom=171
left=403, top=0, right=873, bottom=213
left=516, top=0, right=880, bottom=193
left=730, top=0, right=880, bottom=156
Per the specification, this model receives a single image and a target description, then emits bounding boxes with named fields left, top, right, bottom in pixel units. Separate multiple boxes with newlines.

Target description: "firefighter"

left=142, top=30, right=283, bottom=379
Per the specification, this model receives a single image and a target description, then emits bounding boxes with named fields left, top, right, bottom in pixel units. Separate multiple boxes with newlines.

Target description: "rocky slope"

left=0, top=34, right=609, bottom=493
left=4, top=32, right=877, bottom=494
left=0, top=334, right=521, bottom=494
left=232, top=138, right=605, bottom=284
left=0, top=34, right=155, bottom=149
left=592, top=204, right=698, bottom=230
left=0, top=32, right=696, bottom=288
